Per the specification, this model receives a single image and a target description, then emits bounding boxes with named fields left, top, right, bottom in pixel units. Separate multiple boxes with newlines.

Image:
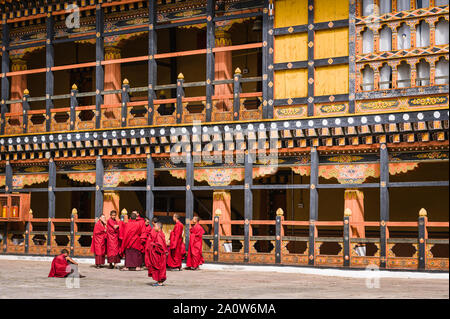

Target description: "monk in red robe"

left=143, top=217, right=158, bottom=269
left=120, top=211, right=145, bottom=271
left=91, top=214, right=107, bottom=268
left=49, top=249, right=85, bottom=278
left=186, top=216, right=205, bottom=270
left=106, top=210, right=121, bottom=269
left=147, top=222, right=168, bottom=286
left=167, top=213, right=185, bottom=271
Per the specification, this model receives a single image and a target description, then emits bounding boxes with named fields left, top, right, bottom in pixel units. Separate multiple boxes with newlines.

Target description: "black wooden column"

left=95, top=156, right=104, bottom=219
left=343, top=210, right=351, bottom=267
left=95, top=5, right=104, bottom=129
left=308, top=147, right=319, bottom=266
left=205, top=0, right=215, bottom=122
left=244, top=151, right=253, bottom=263
left=146, top=155, right=155, bottom=220
left=213, top=213, right=220, bottom=262
left=1, top=20, right=9, bottom=135
left=70, top=210, right=75, bottom=257
left=5, top=160, right=12, bottom=194
left=418, top=210, right=427, bottom=270
left=275, top=212, right=282, bottom=264
left=25, top=219, right=30, bottom=254
left=121, top=80, right=130, bottom=127
left=148, top=0, right=157, bottom=125
left=262, top=0, right=274, bottom=119
left=348, top=0, right=356, bottom=113
left=233, top=68, right=242, bottom=121
left=47, top=158, right=56, bottom=255
left=185, top=153, right=194, bottom=252
left=176, top=74, right=184, bottom=124
left=307, top=0, right=315, bottom=116
left=70, top=85, right=78, bottom=131
left=22, top=90, right=30, bottom=133
left=45, top=14, right=54, bottom=132
left=379, top=143, right=389, bottom=269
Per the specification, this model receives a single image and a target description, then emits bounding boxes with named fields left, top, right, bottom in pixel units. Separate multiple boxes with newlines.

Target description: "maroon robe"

left=144, top=228, right=157, bottom=268
left=106, top=218, right=121, bottom=263
left=140, top=224, right=153, bottom=249
left=91, top=220, right=107, bottom=265
left=48, top=254, right=70, bottom=278
left=167, top=221, right=185, bottom=268
left=186, top=223, right=205, bottom=268
left=120, top=219, right=145, bottom=267
left=147, top=231, right=168, bottom=282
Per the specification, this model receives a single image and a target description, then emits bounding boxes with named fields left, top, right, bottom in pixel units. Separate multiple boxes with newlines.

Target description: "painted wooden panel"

left=274, top=33, right=308, bottom=63
left=275, top=0, right=308, bottom=28
left=314, top=65, right=349, bottom=95
left=314, top=0, right=349, bottom=23
left=275, top=69, right=308, bottom=99
left=315, top=28, right=349, bottom=59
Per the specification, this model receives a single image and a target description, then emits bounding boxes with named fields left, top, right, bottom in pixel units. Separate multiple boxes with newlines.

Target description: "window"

left=379, top=63, right=392, bottom=89
left=435, top=0, right=449, bottom=5
left=379, top=25, right=392, bottom=51
left=361, top=65, right=374, bottom=91
left=362, top=28, right=374, bottom=53
left=397, top=23, right=411, bottom=49
left=362, top=0, right=374, bottom=16
left=379, top=0, right=392, bottom=14
left=397, top=0, right=410, bottom=11
left=416, top=60, right=430, bottom=86
left=435, top=58, right=449, bottom=85
left=416, top=21, right=430, bottom=47
left=397, top=61, right=411, bottom=88
left=435, top=19, right=449, bottom=45
left=415, top=0, right=430, bottom=8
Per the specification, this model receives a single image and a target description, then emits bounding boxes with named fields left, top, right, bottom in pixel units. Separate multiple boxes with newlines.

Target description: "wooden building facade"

left=0, top=0, right=448, bottom=271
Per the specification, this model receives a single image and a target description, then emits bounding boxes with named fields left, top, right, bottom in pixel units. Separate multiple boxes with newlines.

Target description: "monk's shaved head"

left=130, top=211, right=138, bottom=220
left=152, top=217, right=158, bottom=224
left=173, top=213, right=179, bottom=222
left=154, top=222, right=163, bottom=231
left=61, top=249, right=69, bottom=255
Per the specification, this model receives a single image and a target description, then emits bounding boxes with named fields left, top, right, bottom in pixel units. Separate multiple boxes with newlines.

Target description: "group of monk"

left=48, top=210, right=206, bottom=287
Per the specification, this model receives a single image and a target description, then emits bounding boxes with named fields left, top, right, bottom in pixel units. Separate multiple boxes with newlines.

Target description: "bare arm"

left=66, top=256, right=78, bottom=265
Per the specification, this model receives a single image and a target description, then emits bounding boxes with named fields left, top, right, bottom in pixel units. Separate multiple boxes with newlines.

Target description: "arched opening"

left=397, top=23, right=411, bottom=49
left=435, top=57, right=449, bottom=85
left=397, top=61, right=411, bottom=88
left=362, top=28, right=374, bottom=54
left=416, top=20, right=430, bottom=47
left=416, top=59, right=430, bottom=86
left=379, top=63, right=392, bottom=89
left=435, top=18, right=449, bottom=45
left=379, top=25, right=392, bottom=51
left=361, top=65, right=375, bottom=91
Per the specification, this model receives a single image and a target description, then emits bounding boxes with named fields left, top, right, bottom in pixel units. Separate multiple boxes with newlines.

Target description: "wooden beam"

left=148, top=0, right=157, bottom=125
left=45, top=14, right=54, bottom=132
left=244, top=151, right=253, bottom=263
left=1, top=21, right=9, bottom=135
left=379, top=143, right=389, bottom=269
left=185, top=153, right=194, bottom=253
left=95, top=156, right=104, bottom=219
left=309, top=146, right=319, bottom=266
left=95, top=5, right=104, bottom=129
left=146, top=154, right=154, bottom=220
left=205, top=0, right=215, bottom=122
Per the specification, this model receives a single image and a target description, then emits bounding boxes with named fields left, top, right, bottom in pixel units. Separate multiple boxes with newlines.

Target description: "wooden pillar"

left=5, top=160, right=12, bottom=194
left=307, top=0, right=315, bottom=117
left=309, top=147, right=319, bottom=266
left=104, top=43, right=121, bottom=124
left=185, top=153, right=194, bottom=252
left=176, top=73, right=184, bottom=124
left=22, top=89, right=30, bottom=133
left=212, top=190, right=231, bottom=236
left=418, top=208, right=428, bottom=270
left=10, top=57, right=27, bottom=118
left=148, top=0, right=157, bottom=125
left=343, top=209, right=351, bottom=267
left=95, top=156, right=104, bottom=219
left=213, top=212, right=220, bottom=262
left=205, top=0, right=216, bottom=122
left=70, top=208, right=76, bottom=257
left=349, top=0, right=357, bottom=113
left=244, top=151, right=253, bottom=263
left=121, top=79, right=129, bottom=127
left=345, top=189, right=366, bottom=238
left=263, top=0, right=274, bottom=119
left=95, top=5, right=104, bottom=129
left=146, top=154, right=155, bottom=220
left=1, top=20, right=9, bottom=135
left=233, top=68, right=242, bottom=121
left=70, top=84, right=78, bottom=131
left=275, top=208, right=283, bottom=264
left=214, top=28, right=233, bottom=112
left=45, top=14, right=54, bottom=132
left=47, top=158, right=56, bottom=255
left=379, top=143, right=389, bottom=269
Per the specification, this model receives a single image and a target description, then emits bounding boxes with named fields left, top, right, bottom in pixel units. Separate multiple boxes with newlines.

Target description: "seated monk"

left=147, top=222, right=168, bottom=286
left=167, top=213, right=186, bottom=271
left=49, top=249, right=85, bottom=278
left=120, top=211, right=145, bottom=271
left=186, top=216, right=205, bottom=270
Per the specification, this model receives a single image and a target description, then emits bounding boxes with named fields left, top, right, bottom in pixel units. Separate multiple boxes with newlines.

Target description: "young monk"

left=186, top=216, right=205, bottom=270
left=167, top=213, right=185, bottom=271
left=106, top=210, right=121, bottom=269
left=49, top=249, right=85, bottom=278
left=147, top=222, right=168, bottom=286
left=91, top=214, right=107, bottom=268
left=143, top=217, right=158, bottom=269
left=120, top=211, right=145, bottom=271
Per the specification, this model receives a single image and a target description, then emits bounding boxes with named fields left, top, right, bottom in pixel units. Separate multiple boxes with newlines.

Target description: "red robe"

left=120, top=219, right=145, bottom=255
left=167, top=221, right=185, bottom=268
left=106, top=218, right=121, bottom=259
left=186, top=223, right=205, bottom=268
left=90, top=220, right=107, bottom=256
left=147, top=231, right=168, bottom=282
left=140, top=224, right=153, bottom=249
left=48, top=254, right=70, bottom=278
left=144, top=228, right=157, bottom=268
